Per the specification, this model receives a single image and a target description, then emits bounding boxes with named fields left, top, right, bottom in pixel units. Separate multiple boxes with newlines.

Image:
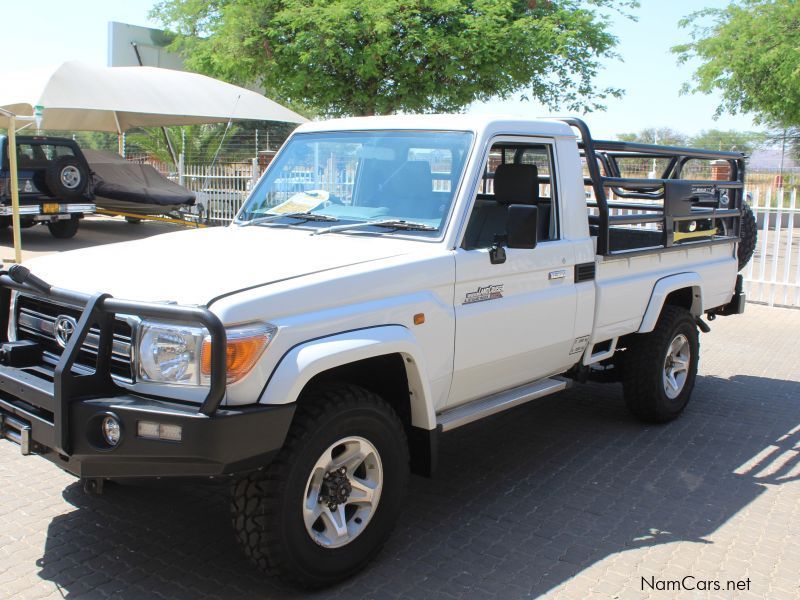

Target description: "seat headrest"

left=493, top=163, right=539, bottom=205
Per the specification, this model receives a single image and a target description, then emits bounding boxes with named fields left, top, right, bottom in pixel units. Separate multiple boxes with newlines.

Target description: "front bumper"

left=0, top=267, right=293, bottom=480
left=0, top=387, right=294, bottom=478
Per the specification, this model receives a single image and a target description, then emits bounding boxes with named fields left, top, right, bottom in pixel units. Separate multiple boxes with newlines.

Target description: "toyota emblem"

left=54, top=315, right=78, bottom=349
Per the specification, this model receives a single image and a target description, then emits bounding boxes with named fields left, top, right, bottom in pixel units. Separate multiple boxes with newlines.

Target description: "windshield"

left=237, top=130, right=473, bottom=236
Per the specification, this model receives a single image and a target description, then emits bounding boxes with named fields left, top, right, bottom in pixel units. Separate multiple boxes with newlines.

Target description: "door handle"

left=548, top=270, right=567, bottom=280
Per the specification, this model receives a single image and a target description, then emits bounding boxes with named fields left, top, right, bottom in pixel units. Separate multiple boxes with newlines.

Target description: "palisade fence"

left=743, top=187, right=800, bottom=308
left=179, top=159, right=260, bottom=224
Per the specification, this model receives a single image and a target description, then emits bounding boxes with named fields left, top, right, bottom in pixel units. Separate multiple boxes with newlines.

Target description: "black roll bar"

left=549, top=117, right=746, bottom=256
left=0, top=267, right=227, bottom=453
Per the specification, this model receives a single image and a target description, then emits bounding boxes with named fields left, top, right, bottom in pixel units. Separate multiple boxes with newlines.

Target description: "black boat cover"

left=85, top=150, right=195, bottom=207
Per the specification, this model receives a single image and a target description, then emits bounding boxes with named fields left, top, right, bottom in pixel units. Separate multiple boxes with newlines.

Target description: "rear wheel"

left=47, top=216, right=80, bottom=239
left=622, top=306, right=699, bottom=423
left=231, top=383, right=409, bottom=587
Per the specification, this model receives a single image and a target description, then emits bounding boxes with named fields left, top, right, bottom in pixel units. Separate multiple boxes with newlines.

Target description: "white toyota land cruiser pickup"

left=0, top=116, right=749, bottom=587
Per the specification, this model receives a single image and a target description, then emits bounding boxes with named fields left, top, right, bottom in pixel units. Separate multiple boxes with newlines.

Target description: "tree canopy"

left=617, top=127, right=765, bottom=156
left=672, top=0, right=800, bottom=128
left=152, top=0, right=637, bottom=117
left=690, top=129, right=765, bottom=155
left=617, top=127, right=689, bottom=147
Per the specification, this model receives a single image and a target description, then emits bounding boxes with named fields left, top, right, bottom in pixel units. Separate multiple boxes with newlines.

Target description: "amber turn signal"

left=201, top=323, right=276, bottom=384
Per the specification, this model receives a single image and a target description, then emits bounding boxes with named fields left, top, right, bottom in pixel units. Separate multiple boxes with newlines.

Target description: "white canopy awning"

left=0, top=61, right=307, bottom=132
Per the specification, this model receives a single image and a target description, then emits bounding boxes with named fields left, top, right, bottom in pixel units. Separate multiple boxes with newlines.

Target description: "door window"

left=462, top=142, right=559, bottom=250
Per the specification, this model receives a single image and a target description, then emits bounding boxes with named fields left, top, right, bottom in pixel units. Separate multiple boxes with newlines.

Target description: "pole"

left=178, top=152, right=185, bottom=187
left=114, top=112, right=124, bottom=157
left=130, top=42, right=179, bottom=171
left=162, top=128, right=179, bottom=171
left=7, top=115, right=22, bottom=264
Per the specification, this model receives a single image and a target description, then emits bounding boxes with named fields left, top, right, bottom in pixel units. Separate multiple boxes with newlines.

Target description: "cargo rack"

left=553, top=118, right=746, bottom=257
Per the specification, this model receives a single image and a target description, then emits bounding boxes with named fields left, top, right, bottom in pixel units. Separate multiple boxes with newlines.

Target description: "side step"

left=437, top=377, right=568, bottom=432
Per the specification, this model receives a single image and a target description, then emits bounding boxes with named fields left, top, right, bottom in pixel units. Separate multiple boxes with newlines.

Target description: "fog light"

left=159, top=423, right=183, bottom=441
left=137, top=421, right=159, bottom=439
left=688, top=221, right=697, bottom=232
left=101, top=416, right=121, bottom=447
left=137, top=420, right=182, bottom=442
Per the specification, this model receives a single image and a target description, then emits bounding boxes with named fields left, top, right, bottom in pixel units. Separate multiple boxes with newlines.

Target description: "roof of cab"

left=294, top=114, right=576, bottom=138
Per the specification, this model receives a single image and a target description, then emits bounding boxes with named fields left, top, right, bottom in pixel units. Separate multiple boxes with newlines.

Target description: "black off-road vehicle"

left=0, top=135, right=96, bottom=238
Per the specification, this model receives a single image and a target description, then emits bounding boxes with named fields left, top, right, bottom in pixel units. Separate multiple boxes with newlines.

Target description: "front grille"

left=15, top=295, right=135, bottom=380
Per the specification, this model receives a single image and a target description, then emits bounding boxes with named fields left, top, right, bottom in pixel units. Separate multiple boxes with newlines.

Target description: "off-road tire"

left=44, top=155, right=88, bottom=200
left=47, top=216, right=80, bottom=239
left=737, top=201, right=757, bottom=271
left=231, top=383, right=409, bottom=588
left=622, top=306, right=699, bottom=423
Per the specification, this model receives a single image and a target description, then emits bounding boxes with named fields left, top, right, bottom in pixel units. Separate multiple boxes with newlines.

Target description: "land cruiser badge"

left=463, top=284, right=504, bottom=304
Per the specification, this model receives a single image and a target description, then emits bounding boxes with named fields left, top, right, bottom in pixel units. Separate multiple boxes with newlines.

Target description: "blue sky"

left=0, top=0, right=759, bottom=139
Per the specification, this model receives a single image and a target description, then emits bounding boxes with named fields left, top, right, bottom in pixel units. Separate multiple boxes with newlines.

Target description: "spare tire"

left=737, top=201, right=757, bottom=271
left=45, top=156, right=88, bottom=200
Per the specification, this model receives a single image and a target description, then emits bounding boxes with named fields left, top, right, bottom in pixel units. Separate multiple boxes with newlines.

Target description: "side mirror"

left=507, top=204, right=538, bottom=249
left=489, top=204, right=538, bottom=264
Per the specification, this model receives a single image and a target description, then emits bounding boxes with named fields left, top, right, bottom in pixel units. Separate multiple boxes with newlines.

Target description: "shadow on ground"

left=35, top=374, right=800, bottom=599
left=0, top=217, right=184, bottom=258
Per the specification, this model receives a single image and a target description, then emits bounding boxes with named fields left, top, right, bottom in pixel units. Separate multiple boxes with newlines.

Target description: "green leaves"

left=152, top=0, right=635, bottom=117
left=617, top=127, right=765, bottom=155
left=672, top=0, right=800, bottom=128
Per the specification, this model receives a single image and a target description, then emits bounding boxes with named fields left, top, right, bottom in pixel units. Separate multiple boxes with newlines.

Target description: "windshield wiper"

left=313, top=219, right=438, bottom=236
left=240, top=211, right=339, bottom=227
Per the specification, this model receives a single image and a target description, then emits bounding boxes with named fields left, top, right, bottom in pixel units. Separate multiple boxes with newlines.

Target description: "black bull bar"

left=0, top=265, right=227, bottom=456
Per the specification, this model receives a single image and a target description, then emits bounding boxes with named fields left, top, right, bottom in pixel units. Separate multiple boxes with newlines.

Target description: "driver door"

left=448, top=138, right=580, bottom=407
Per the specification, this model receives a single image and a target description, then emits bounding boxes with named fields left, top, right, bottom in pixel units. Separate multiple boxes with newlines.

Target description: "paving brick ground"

left=1, top=303, right=799, bottom=599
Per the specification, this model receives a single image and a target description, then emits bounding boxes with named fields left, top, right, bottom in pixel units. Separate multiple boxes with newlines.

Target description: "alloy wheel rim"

left=663, top=333, right=690, bottom=399
left=303, top=435, right=383, bottom=548
left=60, top=166, right=81, bottom=189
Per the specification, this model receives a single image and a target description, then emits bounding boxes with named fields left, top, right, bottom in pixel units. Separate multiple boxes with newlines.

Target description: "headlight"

left=138, top=321, right=207, bottom=386
left=137, top=321, right=276, bottom=386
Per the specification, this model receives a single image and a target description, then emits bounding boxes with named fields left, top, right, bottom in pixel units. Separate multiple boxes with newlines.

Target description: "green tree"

left=672, top=0, right=800, bottom=128
left=152, top=0, right=638, bottom=117
left=689, top=129, right=765, bottom=155
left=617, top=127, right=689, bottom=146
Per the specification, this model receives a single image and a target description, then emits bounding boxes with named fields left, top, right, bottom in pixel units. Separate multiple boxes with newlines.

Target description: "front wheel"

left=622, top=306, right=699, bottom=423
left=231, top=383, right=409, bottom=587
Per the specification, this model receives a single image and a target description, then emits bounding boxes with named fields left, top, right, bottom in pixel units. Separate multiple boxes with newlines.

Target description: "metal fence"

left=179, top=160, right=259, bottom=224
left=743, top=187, right=800, bottom=308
